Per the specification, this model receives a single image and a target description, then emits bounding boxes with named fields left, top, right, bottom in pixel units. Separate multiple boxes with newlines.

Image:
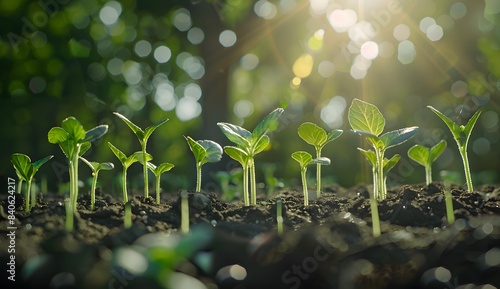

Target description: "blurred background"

left=1, top=0, right=499, bottom=197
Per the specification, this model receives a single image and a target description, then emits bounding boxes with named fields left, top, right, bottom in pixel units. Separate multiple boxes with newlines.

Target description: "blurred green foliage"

left=1, top=0, right=499, bottom=197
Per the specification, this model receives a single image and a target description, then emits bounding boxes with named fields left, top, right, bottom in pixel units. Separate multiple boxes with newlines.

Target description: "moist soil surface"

left=1, top=182, right=500, bottom=289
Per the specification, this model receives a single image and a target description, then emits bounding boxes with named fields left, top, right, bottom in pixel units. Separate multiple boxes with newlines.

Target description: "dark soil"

left=1, top=182, right=500, bottom=289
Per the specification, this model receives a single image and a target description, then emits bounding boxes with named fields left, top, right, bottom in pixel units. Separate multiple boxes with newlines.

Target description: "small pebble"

left=140, top=211, right=146, bottom=216
left=25, top=224, right=32, bottom=230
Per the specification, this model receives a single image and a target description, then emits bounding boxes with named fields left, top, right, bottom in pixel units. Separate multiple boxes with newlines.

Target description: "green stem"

left=17, top=179, right=23, bottom=195
left=122, top=167, right=128, bottom=203
left=425, top=165, right=432, bottom=186
left=30, top=178, right=36, bottom=210
left=301, top=167, right=308, bottom=206
left=142, top=145, right=149, bottom=198
left=376, top=149, right=385, bottom=200
left=250, top=158, right=257, bottom=205
left=196, top=162, right=202, bottom=192
left=460, top=146, right=473, bottom=192
left=25, top=180, right=32, bottom=212
left=124, top=201, right=132, bottom=229
left=243, top=164, right=249, bottom=206
left=65, top=198, right=73, bottom=232
left=369, top=189, right=381, bottom=237
left=444, top=189, right=455, bottom=224
left=91, top=171, right=98, bottom=210
left=277, top=198, right=283, bottom=236
left=316, top=149, right=321, bottom=198
left=72, top=145, right=81, bottom=211
left=181, top=191, right=189, bottom=234
left=156, top=176, right=161, bottom=204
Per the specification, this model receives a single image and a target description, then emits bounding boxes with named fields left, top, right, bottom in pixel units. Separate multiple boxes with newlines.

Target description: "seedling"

left=291, top=151, right=330, bottom=206
left=219, top=108, right=284, bottom=205
left=80, top=158, right=114, bottom=210
left=64, top=198, right=73, bottom=232
left=348, top=99, right=418, bottom=200
left=298, top=122, right=342, bottom=198
left=180, top=190, right=190, bottom=234
left=427, top=106, right=482, bottom=192
left=48, top=117, right=108, bottom=210
left=108, top=142, right=152, bottom=203
left=408, top=140, right=447, bottom=185
left=184, top=136, right=222, bottom=192
left=124, top=201, right=132, bottom=229
left=113, top=112, right=168, bottom=198
left=441, top=172, right=456, bottom=224
left=146, top=162, right=175, bottom=204
left=11, top=153, right=53, bottom=212
left=276, top=197, right=283, bottom=236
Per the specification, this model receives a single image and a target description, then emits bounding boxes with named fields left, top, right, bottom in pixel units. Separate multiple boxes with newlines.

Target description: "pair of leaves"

left=108, top=142, right=152, bottom=168
left=291, top=151, right=331, bottom=169
left=358, top=148, right=400, bottom=174
left=408, top=140, right=447, bottom=168
left=11, top=154, right=54, bottom=182
left=185, top=136, right=223, bottom=166
left=147, top=162, right=175, bottom=177
left=218, top=108, right=284, bottom=156
left=297, top=122, right=343, bottom=151
left=348, top=99, right=419, bottom=150
left=113, top=112, right=168, bottom=145
left=48, top=117, right=108, bottom=159
left=427, top=106, right=482, bottom=147
left=80, top=157, right=114, bottom=173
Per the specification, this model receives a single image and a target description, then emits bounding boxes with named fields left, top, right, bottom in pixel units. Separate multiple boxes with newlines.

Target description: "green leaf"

left=348, top=99, right=385, bottom=136
left=463, top=109, right=482, bottom=144
left=311, top=157, right=331, bottom=165
left=185, top=136, right=207, bottom=164
left=298, top=122, right=327, bottom=147
left=407, top=144, right=429, bottom=167
left=252, top=108, right=284, bottom=140
left=217, top=122, right=251, bottom=148
left=113, top=112, right=144, bottom=140
left=69, top=38, right=91, bottom=57
left=224, top=146, right=249, bottom=166
left=291, top=151, right=313, bottom=168
left=11, top=153, right=32, bottom=181
left=427, top=106, right=462, bottom=142
left=79, top=142, right=92, bottom=157
left=430, top=140, right=447, bottom=163
left=379, top=126, right=419, bottom=149
left=80, top=157, right=98, bottom=171
left=253, top=135, right=270, bottom=155
left=127, top=151, right=152, bottom=168
left=59, top=140, right=75, bottom=159
left=32, top=155, right=54, bottom=174
left=155, top=163, right=175, bottom=175
left=326, top=129, right=343, bottom=143
left=197, top=140, right=223, bottom=164
left=108, top=142, right=127, bottom=164
left=143, top=119, right=169, bottom=143
left=48, top=127, right=69, bottom=144
left=383, top=154, right=401, bottom=174
left=82, top=125, right=108, bottom=143
left=357, top=148, right=377, bottom=167
left=62, top=117, right=86, bottom=141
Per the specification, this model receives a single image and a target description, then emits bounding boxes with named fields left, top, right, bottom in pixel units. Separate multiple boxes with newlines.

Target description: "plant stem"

left=142, top=145, right=149, bottom=198
left=425, top=166, right=432, bottom=185
left=277, top=198, right=283, bottom=236
left=181, top=191, right=189, bottom=234
left=243, top=164, right=249, bottom=206
left=301, top=167, right=309, bottom=206
left=376, top=148, right=385, bottom=200
left=25, top=180, right=32, bottom=212
left=91, top=172, right=98, bottom=210
left=369, top=189, right=381, bottom=237
left=196, top=162, right=202, bottom=192
left=250, top=158, right=257, bottom=205
left=444, top=189, right=455, bottom=224
left=316, top=149, right=321, bottom=198
left=17, top=179, right=23, bottom=195
left=460, top=146, right=473, bottom=192
left=30, top=178, right=36, bottom=210
left=155, top=176, right=161, bottom=204
left=65, top=198, right=73, bottom=232
left=72, top=145, right=81, bottom=211
left=122, top=167, right=128, bottom=203
left=124, top=201, right=131, bottom=229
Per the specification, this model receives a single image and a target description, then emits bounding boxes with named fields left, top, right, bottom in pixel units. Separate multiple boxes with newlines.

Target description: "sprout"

left=180, top=190, right=190, bottom=234
left=427, top=106, right=482, bottom=192
left=185, top=136, right=222, bottom=192
left=64, top=198, right=73, bottom=232
left=11, top=153, right=53, bottom=212
left=80, top=158, right=114, bottom=210
left=291, top=151, right=330, bottom=206
left=297, top=122, right=342, bottom=198
left=276, top=197, right=283, bottom=236
left=124, top=201, right=132, bottom=229
left=113, top=112, right=168, bottom=198
left=408, top=140, right=447, bottom=185
left=147, top=162, right=175, bottom=204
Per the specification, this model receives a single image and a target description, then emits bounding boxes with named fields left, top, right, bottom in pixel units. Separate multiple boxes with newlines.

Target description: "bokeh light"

left=219, top=30, right=237, bottom=47
left=328, top=9, right=357, bottom=33
left=241, top=54, right=259, bottom=70
left=187, top=27, right=205, bottom=45
left=154, top=46, right=172, bottom=63
left=255, top=0, right=278, bottom=19
left=173, top=8, right=192, bottom=32
left=398, top=40, right=416, bottom=64
left=393, top=24, right=410, bottom=41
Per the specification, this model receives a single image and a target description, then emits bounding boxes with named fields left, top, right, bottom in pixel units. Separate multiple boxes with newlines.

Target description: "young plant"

left=408, top=140, right=447, bottom=185
left=113, top=112, right=168, bottom=198
left=180, top=190, right=190, bottom=234
left=291, top=151, right=330, bottom=206
left=146, top=162, right=175, bottom=204
left=108, top=142, right=152, bottom=203
left=64, top=198, right=73, bottom=232
left=298, top=122, right=342, bottom=198
left=276, top=197, right=283, bottom=236
left=124, top=201, right=132, bottom=229
left=11, top=153, right=53, bottom=212
left=48, top=117, right=108, bottom=210
left=80, top=158, right=114, bottom=210
left=184, top=136, right=223, bottom=192
left=348, top=99, right=419, bottom=200
left=218, top=108, right=284, bottom=206
left=427, top=106, right=482, bottom=192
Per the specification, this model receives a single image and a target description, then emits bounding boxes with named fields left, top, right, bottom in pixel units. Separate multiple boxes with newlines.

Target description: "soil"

left=1, top=182, right=500, bottom=289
